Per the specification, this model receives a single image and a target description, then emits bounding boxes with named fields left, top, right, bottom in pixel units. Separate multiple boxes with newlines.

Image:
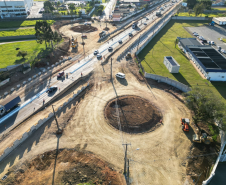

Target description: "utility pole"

left=122, top=143, right=131, bottom=175
left=52, top=105, right=61, bottom=134
left=111, top=58, right=112, bottom=81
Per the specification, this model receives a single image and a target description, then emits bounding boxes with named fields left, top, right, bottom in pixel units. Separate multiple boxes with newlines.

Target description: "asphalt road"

left=0, top=0, right=178, bottom=135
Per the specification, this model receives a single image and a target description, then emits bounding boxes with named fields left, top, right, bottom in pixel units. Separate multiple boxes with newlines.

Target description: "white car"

left=97, top=54, right=102, bottom=59
left=193, top=32, right=199, bottom=36
left=94, top=50, right=99, bottom=55
left=221, top=49, right=226, bottom=54
left=115, top=72, right=125, bottom=79
left=211, top=41, right=215, bottom=45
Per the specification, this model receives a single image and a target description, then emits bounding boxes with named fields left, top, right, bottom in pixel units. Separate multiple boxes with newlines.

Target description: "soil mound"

left=105, top=95, right=162, bottom=133
left=1, top=149, right=124, bottom=185
left=70, top=25, right=98, bottom=33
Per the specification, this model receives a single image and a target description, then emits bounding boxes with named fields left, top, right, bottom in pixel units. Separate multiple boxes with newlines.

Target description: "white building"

left=163, top=56, right=180, bottom=73
left=213, top=17, right=226, bottom=25
left=0, top=0, right=33, bottom=18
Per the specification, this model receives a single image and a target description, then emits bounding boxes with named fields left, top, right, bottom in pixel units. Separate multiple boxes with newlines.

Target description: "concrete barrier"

left=11, top=88, right=14, bottom=92
left=17, top=84, right=20, bottom=89
left=4, top=92, right=8, bottom=96
left=28, top=78, right=31, bottom=81
left=38, top=72, right=41, bottom=76
left=145, top=72, right=191, bottom=92
left=23, top=81, right=26, bottom=85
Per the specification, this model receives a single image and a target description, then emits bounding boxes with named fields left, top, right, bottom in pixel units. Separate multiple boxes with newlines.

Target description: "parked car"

left=211, top=41, right=215, bottom=45
left=217, top=46, right=222, bottom=51
left=146, top=17, right=149, bottom=20
left=144, top=23, right=147, bottom=25
left=48, top=86, right=58, bottom=93
left=193, top=32, right=199, bottom=36
left=118, top=40, right=123, bottom=44
left=108, top=46, right=113, bottom=51
left=221, top=49, right=226, bottom=54
left=94, top=50, right=99, bottom=55
left=57, top=71, right=64, bottom=78
left=115, top=72, right=125, bottom=79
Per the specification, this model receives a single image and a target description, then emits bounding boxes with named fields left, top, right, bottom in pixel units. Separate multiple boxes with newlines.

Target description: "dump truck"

left=181, top=118, right=189, bottom=132
left=0, top=94, right=21, bottom=116
left=156, top=11, right=161, bottom=16
left=193, top=132, right=213, bottom=145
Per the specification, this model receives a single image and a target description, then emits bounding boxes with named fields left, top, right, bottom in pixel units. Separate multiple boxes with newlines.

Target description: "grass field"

left=0, top=20, right=55, bottom=29
left=138, top=20, right=226, bottom=102
left=213, top=7, right=226, bottom=11
left=177, top=12, right=226, bottom=17
left=0, top=41, right=47, bottom=68
left=0, top=28, right=35, bottom=37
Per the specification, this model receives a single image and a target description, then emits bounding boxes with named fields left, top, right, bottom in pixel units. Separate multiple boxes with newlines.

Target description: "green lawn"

left=177, top=12, right=226, bottom=17
left=33, top=0, right=47, bottom=1
left=213, top=7, right=226, bottom=11
left=138, top=20, right=226, bottom=102
left=0, top=28, right=35, bottom=37
left=0, top=41, right=48, bottom=68
left=0, top=20, right=55, bottom=29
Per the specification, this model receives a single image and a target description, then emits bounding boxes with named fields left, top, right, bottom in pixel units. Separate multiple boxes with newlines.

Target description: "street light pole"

left=52, top=105, right=60, bottom=132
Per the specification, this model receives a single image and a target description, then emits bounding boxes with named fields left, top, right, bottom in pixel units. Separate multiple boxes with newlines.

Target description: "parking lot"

left=27, top=2, right=43, bottom=18
left=186, top=25, right=226, bottom=55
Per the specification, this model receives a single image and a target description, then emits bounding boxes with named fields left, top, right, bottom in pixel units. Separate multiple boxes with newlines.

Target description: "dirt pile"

left=105, top=95, right=162, bottom=133
left=1, top=149, right=124, bottom=185
left=70, top=25, right=98, bottom=33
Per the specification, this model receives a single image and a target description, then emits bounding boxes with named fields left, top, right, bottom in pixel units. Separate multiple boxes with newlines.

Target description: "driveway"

left=27, top=1, right=43, bottom=18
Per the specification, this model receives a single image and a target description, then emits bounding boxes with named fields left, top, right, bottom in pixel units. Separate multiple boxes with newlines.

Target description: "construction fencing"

left=0, top=83, right=89, bottom=163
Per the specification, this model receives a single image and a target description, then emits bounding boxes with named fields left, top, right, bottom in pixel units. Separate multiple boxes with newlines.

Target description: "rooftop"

left=214, top=17, right=226, bottom=22
left=165, top=56, right=180, bottom=66
left=178, top=37, right=201, bottom=49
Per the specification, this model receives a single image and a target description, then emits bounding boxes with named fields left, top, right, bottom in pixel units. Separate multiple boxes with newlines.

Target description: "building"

left=213, top=17, right=226, bottom=25
left=163, top=56, right=180, bottom=73
left=178, top=38, right=226, bottom=81
left=112, top=14, right=121, bottom=21
left=0, top=0, right=33, bottom=18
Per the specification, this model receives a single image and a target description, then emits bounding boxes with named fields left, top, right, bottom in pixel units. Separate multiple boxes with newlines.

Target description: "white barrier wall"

left=145, top=72, right=191, bottom=92
left=0, top=83, right=89, bottom=162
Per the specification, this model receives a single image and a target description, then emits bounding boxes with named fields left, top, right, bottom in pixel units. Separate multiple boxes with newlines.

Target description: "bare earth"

left=0, top=59, right=192, bottom=185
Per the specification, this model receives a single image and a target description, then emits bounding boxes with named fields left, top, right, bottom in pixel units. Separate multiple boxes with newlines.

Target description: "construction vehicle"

left=181, top=118, right=189, bottom=132
left=0, top=94, right=21, bottom=116
left=193, top=131, right=213, bottom=145
left=126, top=52, right=132, bottom=59
left=71, top=36, right=78, bottom=49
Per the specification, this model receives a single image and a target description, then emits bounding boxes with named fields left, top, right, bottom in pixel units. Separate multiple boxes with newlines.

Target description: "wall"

left=208, top=72, right=226, bottom=81
left=0, top=35, right=36, bottom=42
left=145, top=72, right=191, bottom=92
left=172, top=16, right=210, bottom=20
left=0, top=83, right=89, bottom=162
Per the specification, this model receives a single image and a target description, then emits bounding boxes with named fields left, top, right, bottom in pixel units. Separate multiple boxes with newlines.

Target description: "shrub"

left=17, top=50, right=27, bottom=58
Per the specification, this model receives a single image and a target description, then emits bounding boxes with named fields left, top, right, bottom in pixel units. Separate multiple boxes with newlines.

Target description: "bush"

left=17, top=50, right=27, bottom=58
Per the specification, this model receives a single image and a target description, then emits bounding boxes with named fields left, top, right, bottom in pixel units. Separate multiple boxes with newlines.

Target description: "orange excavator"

left=181, top=118, right=189, bottom=132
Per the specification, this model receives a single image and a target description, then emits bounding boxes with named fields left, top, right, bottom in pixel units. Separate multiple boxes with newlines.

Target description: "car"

left=94, top=50, right=99, bottom=55
left=211, top=41, right=215, bottom=45
left=217, top=46, right=222, bottom=51
left=81, top=35, right=87, bottom=39
left=193, top=32, right=199, bottom=36
left=221, top=49, right=226, bottom=54
left=108, top=46, right=113, bottom=51
left=48, top=86, right=58, bottom=93
left=118, top=40, right=122, bottom=44
left=146, top=17, right=149, bottom=20
left=144, top=23, right=147, bottom=25
left=115, top=72, right=125, bottom=79
left=97, top=54, right=102, bottom=59
left=129, top=33, right=133, bottom=37
left=57, top=71, right=64, bottom=78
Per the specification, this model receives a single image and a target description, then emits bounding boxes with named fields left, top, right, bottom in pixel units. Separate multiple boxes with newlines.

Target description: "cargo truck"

left=0, top=94, right=21, bottom=116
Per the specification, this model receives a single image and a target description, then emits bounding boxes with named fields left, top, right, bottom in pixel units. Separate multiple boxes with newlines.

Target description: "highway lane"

left=0, top=0, right=177, bottom=134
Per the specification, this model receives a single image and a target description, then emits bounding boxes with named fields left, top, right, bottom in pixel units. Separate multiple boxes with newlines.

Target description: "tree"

left=78, top=11, right=82, bottom=17
left=44, top=1, right=55, bottom=13
left=187, top=0, right=197, bottom=9
left=144, top=4, right=149, bottom=10
left=193, top=3, right=205, bottom=16
left=57, top=1, right=61, bottom=10
left=35, top=20, right=54, bottom=48
left=184, top=87, right=226, bottom=130
left=69, top=3, right=75, bottom=14
left=200, top=0, right=212, bottom=10
left=17, top=50, right=27, bottom=58
left=188, top=9, right=192, bottom=16
left=174, top=38, right=179, bottom=48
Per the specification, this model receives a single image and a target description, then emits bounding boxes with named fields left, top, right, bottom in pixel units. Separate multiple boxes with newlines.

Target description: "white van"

left=115, top=72, right=125, bottom=79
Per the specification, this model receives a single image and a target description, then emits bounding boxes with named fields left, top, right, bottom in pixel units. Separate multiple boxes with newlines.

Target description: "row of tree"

left=184, top=0, right=213, bottom=16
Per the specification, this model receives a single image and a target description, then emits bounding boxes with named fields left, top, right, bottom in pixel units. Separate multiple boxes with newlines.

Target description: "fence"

left=145, top=73, right=191, bottom=92
left=172, top=16, right=210, bottom=20
left=0, top=83, right=89, bottom=163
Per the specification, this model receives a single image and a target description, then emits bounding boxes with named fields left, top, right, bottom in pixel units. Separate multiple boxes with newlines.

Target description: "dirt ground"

left=1, top=149, right=125, bottom=185
left=105, top=95, right=162, bottom=133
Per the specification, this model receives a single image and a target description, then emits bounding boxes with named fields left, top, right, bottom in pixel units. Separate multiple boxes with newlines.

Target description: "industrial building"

left=0, top=0, right=33, bottom=18
left=163, top=56, right=180, bottom=73
left=178, top=37, right=226, bottom=81
left=213, top=17, right=226, bottom=25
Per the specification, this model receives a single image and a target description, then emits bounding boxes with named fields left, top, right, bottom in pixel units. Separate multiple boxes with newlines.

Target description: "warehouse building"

left=0, top=0, right=33, bottom=18
left=178, top=37, right=226, bottom=81
left=213, top=17, right=226, bottom=25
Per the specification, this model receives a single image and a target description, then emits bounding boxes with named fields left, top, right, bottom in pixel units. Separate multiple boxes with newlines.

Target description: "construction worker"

left=81, top=72, right=83, bottom=77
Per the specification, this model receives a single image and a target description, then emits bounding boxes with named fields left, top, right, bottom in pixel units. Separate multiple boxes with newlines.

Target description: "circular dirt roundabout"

left=105, top=95, right=163, bottom=133
left=70, top=25, right=98, bottom=33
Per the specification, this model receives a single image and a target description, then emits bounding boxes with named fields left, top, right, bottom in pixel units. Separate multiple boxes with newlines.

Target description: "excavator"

left=71, top=36, right=78, bottom=50
left=193, top=131, right=213, bottom=145
left=181, top=118, right=189, bottom=132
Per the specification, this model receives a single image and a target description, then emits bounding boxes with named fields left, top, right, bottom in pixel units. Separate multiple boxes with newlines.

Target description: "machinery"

left=193, top=132, right=213, bottom=145
left=181, top=118, right=189, bottom=132
left=71, top=36, right=78, bottom=49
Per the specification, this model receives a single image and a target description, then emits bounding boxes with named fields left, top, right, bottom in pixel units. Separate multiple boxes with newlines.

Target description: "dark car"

left=118, top=40, right=122, bottom=44
left=129, top=33, right=133, bottom=37
left=57, top=71, right=64, bottom=78
left=81, top=35, right=87, bottom=39
left=47, top=86, right=58, bottom=93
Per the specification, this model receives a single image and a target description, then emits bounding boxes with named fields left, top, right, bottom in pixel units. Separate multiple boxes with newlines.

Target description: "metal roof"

left=179, top=38, right=201, bottom=50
